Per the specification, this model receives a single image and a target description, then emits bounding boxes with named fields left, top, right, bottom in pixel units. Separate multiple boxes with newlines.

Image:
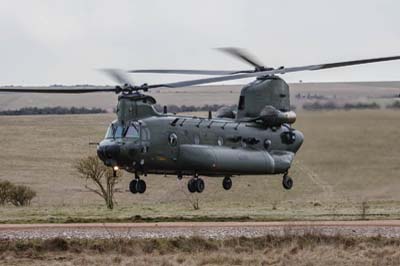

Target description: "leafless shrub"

left=177, top=179, right=200, bottom=210
left=74, top=155, right=122, bottom=209
left=361, top=201, right=370, bottom=220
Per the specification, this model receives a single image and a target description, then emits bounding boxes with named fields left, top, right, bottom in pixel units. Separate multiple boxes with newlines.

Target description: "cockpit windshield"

left=114, top=126, right=123, bottom=138
left=104, top=123, right=140, bottom=139
left=105, top=125, right=114, bottom=139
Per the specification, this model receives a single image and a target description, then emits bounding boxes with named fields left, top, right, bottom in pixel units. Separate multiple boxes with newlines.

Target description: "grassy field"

left=0, top=110, right=400, bottom=222
left=1, top=234, right=400, bottom=265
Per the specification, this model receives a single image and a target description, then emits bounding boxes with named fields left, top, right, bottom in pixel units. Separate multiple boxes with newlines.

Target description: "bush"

left=9, top=185, right=37, bottom=206
left=0, top=180, right=14, bottom=205
left=386, top=101, right=400, bottom=109
left=343, top=102, right=380, bottom=110
left=303, top=101, right=339, bottom=111
left=303, top=101, right=381, bottom=111
left=0, top=180, right=36, bottom=206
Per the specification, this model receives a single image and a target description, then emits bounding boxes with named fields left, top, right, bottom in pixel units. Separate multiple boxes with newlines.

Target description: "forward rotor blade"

left=0, top=86, right=116, bottom=93
left=152, top=55, right=400, bottom=88
left=129, top=69, right=251, bottom=75
left=101, top=68, right=135, bottom=86
left=217, top=47, right=265, bottom=69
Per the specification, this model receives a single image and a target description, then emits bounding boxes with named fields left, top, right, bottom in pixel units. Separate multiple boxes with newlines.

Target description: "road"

left=1, top=220, right=400, bottom=240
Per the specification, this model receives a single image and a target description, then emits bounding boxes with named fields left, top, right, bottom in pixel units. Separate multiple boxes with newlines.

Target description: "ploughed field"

left=0, top=110, right=399, bottom=223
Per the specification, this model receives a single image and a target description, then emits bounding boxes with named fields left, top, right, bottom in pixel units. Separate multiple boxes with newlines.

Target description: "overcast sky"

left=1, top=0, right=400, bottom=86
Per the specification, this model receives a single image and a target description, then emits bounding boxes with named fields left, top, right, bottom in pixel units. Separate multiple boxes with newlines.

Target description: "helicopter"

left=1, top=48, right=400, bottom=195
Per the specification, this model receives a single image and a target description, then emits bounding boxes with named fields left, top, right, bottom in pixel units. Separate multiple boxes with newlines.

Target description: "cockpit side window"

left=125, top=124, right=140, bottom=139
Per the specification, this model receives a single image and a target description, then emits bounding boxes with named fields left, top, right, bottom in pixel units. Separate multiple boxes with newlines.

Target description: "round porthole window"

left=217, top=136, right=224, bottom=146
left=168, top=133, right=178, bottom=146
left=264, top=139, right=272, bottom=150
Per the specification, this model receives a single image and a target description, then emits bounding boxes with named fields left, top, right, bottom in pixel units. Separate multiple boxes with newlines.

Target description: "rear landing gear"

left=282, top=173, right=293, bottom=190
left=129, top=173, right=146, bottom=194
left=222, top=176, right=232, bottom=190
left=188, top=176, right=205, bottom=193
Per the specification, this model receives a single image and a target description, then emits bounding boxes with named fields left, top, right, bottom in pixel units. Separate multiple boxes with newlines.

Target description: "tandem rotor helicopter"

left=1, top=48, right=400, bottom=194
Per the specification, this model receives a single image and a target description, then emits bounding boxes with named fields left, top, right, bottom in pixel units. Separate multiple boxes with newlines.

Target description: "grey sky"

left=1, top=0, right=400, bottom=86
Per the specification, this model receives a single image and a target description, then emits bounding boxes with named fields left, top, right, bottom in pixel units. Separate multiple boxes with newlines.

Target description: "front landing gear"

left=188, top=176, right=205, bottom=193
left=222, top=176, right=232, bottom=190
left=282, top=173, right=293, bottom=190
left=129, top=173, right=146, bottom=194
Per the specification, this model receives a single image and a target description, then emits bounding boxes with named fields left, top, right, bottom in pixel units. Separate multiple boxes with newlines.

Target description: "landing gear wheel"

left=282, top=174, right=293, bottom=190
left=129, top=180, right=138, bottom=194
left=195, top=178, right=205, bottom=193
left=222, top=176, right=232, bottom=190
left=136, top=179, right=146, bottom=194
left=188, top=178, right=196, bottom=193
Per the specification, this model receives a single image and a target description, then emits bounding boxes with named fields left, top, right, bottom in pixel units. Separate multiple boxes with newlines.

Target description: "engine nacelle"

left=256, top=105, right=296, bottom=126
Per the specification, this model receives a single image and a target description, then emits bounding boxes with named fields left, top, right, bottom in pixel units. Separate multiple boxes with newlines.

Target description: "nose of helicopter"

left=97, top=141, right=121, bottom=166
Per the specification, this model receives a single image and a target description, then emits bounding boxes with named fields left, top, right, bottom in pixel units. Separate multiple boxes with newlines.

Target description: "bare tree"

left=74, top=156, right=122, bottom=209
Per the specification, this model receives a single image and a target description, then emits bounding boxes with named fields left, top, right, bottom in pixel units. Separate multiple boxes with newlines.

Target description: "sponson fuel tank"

left=178, top=145, right=294, bottom=175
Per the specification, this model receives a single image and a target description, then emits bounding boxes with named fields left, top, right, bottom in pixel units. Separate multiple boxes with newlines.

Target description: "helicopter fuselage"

left=98, top=83, right=303, bottom=179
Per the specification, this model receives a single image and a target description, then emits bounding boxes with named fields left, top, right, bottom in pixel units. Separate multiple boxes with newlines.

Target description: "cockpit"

left=105, top=122, right=140, bottom=140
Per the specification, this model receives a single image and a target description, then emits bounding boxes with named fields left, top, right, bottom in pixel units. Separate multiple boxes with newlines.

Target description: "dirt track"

left=1, top=220, right=400, bottom=240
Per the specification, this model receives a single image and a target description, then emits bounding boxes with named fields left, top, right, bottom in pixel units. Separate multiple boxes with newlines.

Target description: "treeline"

left=0, top=106, right=107, bottom=116
left=154, top=104, right=232, bottom=113
left=301, top=101, right=399, bottom=111
left=154, top=104, right=297, bottom=113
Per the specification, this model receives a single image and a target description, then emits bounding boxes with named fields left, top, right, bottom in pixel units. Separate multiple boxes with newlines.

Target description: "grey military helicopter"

left=1, top=48, right=400, bottom=195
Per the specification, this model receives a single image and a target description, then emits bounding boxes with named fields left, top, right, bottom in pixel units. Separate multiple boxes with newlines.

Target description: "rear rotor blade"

left=311, top=56, right=400, bottom=70
left=217, top=47, right=265, bottom=69
left=152, top=55, right=400, bottom=88
left=129, top=69, right=251, bottom=75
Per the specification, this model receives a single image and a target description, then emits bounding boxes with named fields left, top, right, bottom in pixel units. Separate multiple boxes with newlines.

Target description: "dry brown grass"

left=1, top=234, right=400, bottom=265
left=0, top=110, right=400, bottom=222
